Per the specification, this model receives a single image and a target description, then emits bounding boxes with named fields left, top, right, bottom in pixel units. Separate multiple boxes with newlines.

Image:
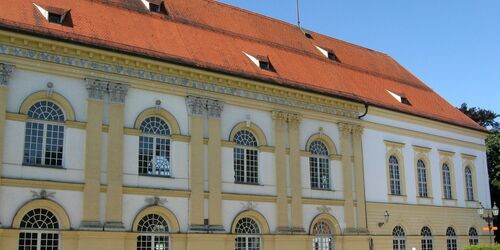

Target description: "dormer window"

left=149, top=3, right=160, bottom=12
left=300, top=28, right=314, bottom=39
left=259, top=61, right=271, bottom=71
left=141, top=0, right=166, bottom=14
left=387, top=90, right=411, bottom=106
left=315, top=46, right=340, bottom=62
left=48, top=13, right=62, bottom=23
left=33, top=3, right=69, bottom=24
left=243, top=52, right=275, bottom=72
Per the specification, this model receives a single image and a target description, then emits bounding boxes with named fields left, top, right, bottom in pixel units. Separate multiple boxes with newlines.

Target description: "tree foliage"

left=459, top=103, right=499, bottom=130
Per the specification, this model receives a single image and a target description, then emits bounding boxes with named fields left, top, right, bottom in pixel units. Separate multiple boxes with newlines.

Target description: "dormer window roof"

left=243, top=52, right=275, bottom=72
left=141, top=0, right=167, bottom=14
left=315, top=46, right=340, bottom=62
left=33, top=3, right=69, bottom=24
left=387, top=90, right=411, bottom=105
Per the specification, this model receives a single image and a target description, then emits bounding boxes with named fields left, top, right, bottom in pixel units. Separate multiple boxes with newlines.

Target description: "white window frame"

left=19, top=229, right=60, bottom=250
left=417, top=160, right=428, bottom=197
left=465, top=167, right=474, bottom=201
left=389, top=156, right=402, bottom=195
left=442, top=164, right=453, bottom=199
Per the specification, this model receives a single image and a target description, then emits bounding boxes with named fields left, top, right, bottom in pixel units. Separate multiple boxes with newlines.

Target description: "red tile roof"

left=0, top=0, right=485, bottom=131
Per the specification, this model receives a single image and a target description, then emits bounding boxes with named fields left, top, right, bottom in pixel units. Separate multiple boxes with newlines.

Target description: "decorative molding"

left=384, top=140, right=405, bottom=148
left=145, top=196, right=167, bottom=206
left=0, top=62, right=15, bottom=87
left=206, top=99, right=224, bottom=119
left=108, top=82, right=128, bottom=104
left=271, top=110, right=288, bottom=121
left=316, top=205, right=332, bottom=214
left=352, top=125, right=364, bottom=136
left=412, top=145, right=432, bottom=153
left=186, top=96, right=207, bottom=116
left=461, top=153, right=477, bottom=160
left=85, top=78, right=108, bottom=100
left=287, top=112, right=302, bottom=124
left=438, top=149, right=456, bottom=156
left=30, top=189, right=55, bottom=199
left=338, top=122, right=353, bottom=137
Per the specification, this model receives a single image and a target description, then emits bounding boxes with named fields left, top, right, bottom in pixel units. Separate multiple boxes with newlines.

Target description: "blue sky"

left=218, top=0, right=500, bottom=117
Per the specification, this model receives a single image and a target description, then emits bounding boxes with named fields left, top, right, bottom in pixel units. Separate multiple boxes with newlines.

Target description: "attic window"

left=243, top=52, right=275, bottom=72
left=33, top=3, right=69, bottom=24
left=48, top=13, right=62, bottom=23
left=300, top=28, right=313, bottom=39
left=141, top=0, right=166, bottom=14
left=386, top=90, right=411, bottom=106
left=315, top=46, right=340, bottom=62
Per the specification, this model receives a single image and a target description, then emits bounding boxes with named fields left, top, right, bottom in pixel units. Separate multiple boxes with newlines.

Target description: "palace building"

left=0, top=0, right=493, bottom=249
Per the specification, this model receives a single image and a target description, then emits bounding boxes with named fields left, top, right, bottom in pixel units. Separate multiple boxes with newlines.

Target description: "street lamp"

left=378, top=210, right=390, bottom=227
left=478, top=202, right=499, bottom=245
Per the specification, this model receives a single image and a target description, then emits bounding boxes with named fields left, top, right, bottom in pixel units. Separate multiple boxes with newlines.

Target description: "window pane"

left=24, top=122, right=44, bottom=165
left=44, top=124, right=64, bottom=167
left=139, top=136, right=155, bottom=175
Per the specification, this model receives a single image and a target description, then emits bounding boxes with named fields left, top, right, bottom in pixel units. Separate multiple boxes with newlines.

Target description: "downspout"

left=358, top=102, right=369, bottom=119
left=358, top=101, right=370, bottom=241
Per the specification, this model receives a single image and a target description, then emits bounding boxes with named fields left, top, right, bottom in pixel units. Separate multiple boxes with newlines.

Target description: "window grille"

left=392, top=226, right=406, bottom=250
left=421, top=226, right=433, bottom=250
left=468, top=227, right=479, bottom=245
left=389, top=155, right=401, bottom=195
left=312, top=221, right=334, bottom=250
left=235, top=217, right=260, bottom=250
left=442, top=164, right=453, bottom=199
left=138, top=117, right=171, bottom=177
left=465, top=167, right=474, bottom=201
left=137, top=214, right=169, bottom=250
left=233, top=130, right=259, bottom=184
left=309, top=141, right=330, bottom=190
left=18, top=208, right=60, bottom=250
left=446, top=227, right=457, bottom=250
left=417, top=160, right=428, bottom=197
left=23, top=101, right=65, bottom=167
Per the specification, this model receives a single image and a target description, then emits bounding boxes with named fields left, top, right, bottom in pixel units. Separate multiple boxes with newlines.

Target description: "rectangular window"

left=23, top=122, right=64, bottom=167
left=443, top=172, right=452, bottom=199
left=149, top=3, right=160, bottom=12
left=138, top=136, right=171, bottom=176
left=418, top=167, right=428, bottom=197
left=48, top=13, right=62, bottom=23
left=233, top=148, right=258, bottom=184
left=389, top=165, right=401, bottom=195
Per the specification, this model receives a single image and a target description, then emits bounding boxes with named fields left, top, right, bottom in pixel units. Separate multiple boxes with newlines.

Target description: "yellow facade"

left=0, top=29, right=491, bottom=250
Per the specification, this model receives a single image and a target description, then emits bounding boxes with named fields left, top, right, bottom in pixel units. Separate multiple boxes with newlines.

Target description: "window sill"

left=234, top=182, right=262, bottom=186
left=311, top=188, right=334, bottom=192
left=22, top=163, right=65, bottom=170
left=138, top=174, right=174, bottom=179
left=388, top=194, right=407, bottom=197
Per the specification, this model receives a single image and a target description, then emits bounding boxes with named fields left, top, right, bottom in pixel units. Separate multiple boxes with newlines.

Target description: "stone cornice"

left=0, top=30, right=361, bottom=119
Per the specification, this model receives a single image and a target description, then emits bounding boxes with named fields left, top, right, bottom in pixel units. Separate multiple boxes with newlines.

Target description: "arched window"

left=389, top=156, right=401, bottom=195
left=18, top=208, right=60, bottom=250
left=468, top=227, right=479, bottom=245
left=392, top=226, right=406, bottom=250
left=446, top=227, right=457, bottom=250
left=417, top=160, right=428, bottom=197
left=309, top=141, right=330, bottom=190
left=465, top=167, right=474, bottom=201
left=421, top=226, right=433, bottom=250
left=137, top=214, right=170, bottom=250
left=138, top=117, right=171, bottom=177
left=442, top=164, right=453, bottom=199
left=23, top=101, right=65, bottom=167
left=312, top=221, right=334, bottom=250
left=235, top=217, right=260, bottom=250
left=233, top=130, right=259, bottom=184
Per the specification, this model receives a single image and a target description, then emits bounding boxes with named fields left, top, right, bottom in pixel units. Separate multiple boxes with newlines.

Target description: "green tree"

left=459, top=103, right=499, bottom=130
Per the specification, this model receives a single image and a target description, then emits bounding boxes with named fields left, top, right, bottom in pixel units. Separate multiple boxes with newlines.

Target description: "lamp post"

left=478, top=202, right=499, bottom=245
